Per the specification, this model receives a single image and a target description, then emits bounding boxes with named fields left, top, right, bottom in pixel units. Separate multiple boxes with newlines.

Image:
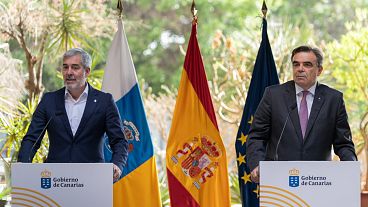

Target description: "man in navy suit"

left=18, top=48, right=128, bottom=181
left=246, top=45, right=357, bottom=183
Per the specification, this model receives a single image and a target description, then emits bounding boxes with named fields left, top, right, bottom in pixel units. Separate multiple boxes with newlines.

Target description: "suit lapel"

left=304, top=83, right=325, bottom=140
left=74, top=84, right=98, bottom=138
left=283, top=81, right=303, bottom=142
left=55, top=88, right=74, bottom=138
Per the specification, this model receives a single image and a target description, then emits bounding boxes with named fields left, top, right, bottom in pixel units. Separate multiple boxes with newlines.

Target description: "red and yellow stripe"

left=166, top=22, right=230, bottom=207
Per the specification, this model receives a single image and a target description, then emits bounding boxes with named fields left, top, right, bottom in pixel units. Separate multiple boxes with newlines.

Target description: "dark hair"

left=291, top=45, right=323, bottom=67
left=63, top=48, right=92, bottom=69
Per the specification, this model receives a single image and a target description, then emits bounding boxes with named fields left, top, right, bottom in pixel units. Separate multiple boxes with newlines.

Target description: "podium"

left=260, top=161, right=360, bottom=207
left=11, top=163, right=113, bottom=207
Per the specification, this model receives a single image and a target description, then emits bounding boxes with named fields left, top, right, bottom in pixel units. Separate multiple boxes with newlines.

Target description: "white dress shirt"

left=295, top=82, right=317, bottom=118
left=65, top=86, right=88, bottom=136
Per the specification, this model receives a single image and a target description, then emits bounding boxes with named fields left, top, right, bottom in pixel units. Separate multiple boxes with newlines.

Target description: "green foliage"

left=325, top=9, right=368, bottom=190
left=0, top=97, right=49, bottom=163
left=0, top=0, right=116, bottom=99
left=48, top=0, right=87, bottom=52
left=326, top=8, right=368, bottom=152
left=88, top=69, right=104, bottom=90
left=42, top=64, right=64, bottom=92
left=0, top=185, right=10, bottom=199
left=5, top=0, right=367, bottom=95
left=111, top=0, right=260, bottom=92
left=269, top=0, right=368, bottom=40
left=0, top=100, right=35, bottom=162
left=0, top=97, right=48, bottom=198
left=229, top=171, right=242, bottom=204
left=115, top=0, right=368, bottom=93
left=158, top=172, right=170, bottom=207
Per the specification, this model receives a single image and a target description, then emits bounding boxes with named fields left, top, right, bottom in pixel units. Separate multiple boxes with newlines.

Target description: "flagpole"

left=262, top=0, right=268, bottom=19
left=117, top=0, right=123, bottom=19
left=191, top=0, right=198, bottom=24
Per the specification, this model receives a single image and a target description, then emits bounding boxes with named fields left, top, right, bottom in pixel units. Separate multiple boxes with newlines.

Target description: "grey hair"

left=63, top=48, right=92, bottom=69
left=291, top=45, right=323, bottom=67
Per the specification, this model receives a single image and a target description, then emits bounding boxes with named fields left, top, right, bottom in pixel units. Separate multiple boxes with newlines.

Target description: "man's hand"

left=250, top=166, right=260, bottom=183
left=113, top=164, right=122, bottom=182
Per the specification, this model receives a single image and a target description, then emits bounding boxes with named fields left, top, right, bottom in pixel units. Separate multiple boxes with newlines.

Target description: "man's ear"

left=85, top=67, right=91, bottom=76
left=317, top=66, right=323, bottom=76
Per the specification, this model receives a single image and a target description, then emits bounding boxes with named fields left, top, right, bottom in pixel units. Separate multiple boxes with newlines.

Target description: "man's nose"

left=64, top=67, right=74, bottom=74
left=296, top=65, right=305, bottom=72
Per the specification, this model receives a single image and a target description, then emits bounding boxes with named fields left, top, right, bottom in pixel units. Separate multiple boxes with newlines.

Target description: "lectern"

left=260, top=161, right=360, bottom=207
left=11, top=163, right=112, bottom=207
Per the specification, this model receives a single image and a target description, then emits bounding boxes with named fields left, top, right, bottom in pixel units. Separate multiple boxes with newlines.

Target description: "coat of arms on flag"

left=122, top=120, right=140, bottom=152
left=171, top=135, right=222, bottom=189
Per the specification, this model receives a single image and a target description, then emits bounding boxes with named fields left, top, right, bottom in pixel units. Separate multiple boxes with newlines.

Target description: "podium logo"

left=41, top=169, right=52, bottom=189
left=288, top=168, right=300, bottom=187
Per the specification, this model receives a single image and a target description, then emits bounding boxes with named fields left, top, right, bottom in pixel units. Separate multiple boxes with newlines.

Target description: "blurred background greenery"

left=0, top=0, right=367, bottom=205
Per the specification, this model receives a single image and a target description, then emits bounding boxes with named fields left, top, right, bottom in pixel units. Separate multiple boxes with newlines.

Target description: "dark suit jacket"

left=18, top=84, right=128, bottom=171
left=246, top=80, right=357, bottom=171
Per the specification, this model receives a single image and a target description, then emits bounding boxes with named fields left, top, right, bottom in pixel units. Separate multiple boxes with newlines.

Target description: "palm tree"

left=0, top=0, right=113, bottom=101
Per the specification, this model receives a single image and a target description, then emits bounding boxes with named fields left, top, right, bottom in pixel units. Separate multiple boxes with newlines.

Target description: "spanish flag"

left=166, top=20, right=231, bottom=207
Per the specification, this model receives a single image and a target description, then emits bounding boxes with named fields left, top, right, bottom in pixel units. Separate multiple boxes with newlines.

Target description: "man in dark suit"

left=246, top=45, right=357, bottom=183
left=18, top=48, right=128, bottom=181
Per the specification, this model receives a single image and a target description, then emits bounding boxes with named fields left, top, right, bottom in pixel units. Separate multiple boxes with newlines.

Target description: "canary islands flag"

left=235, top=17, right=279, bottom=207
left=102, top=19, right=161, bottom=207
left=166, top=20, right=231, bottom=207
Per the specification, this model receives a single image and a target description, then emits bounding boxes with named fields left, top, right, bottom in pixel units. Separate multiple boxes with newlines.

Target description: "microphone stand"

left=274, top=103, right=297, bottom=161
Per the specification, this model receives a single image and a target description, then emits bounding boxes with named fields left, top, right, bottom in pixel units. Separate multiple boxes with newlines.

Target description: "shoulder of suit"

left=265, top=81, right=343, bottom=96
left=88, top=84, right=113, bottom=99
left=317, top=83, right=343, bottom=97
left=264, top=80, right=291, bottom=91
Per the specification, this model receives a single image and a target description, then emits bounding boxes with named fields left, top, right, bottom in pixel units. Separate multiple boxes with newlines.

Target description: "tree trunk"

left=20, top=34, right=48, bottom=101
left=17, top=32, right=40, bottom=101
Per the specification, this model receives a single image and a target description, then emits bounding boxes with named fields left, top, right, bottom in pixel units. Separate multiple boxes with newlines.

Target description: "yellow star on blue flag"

left=241, top=171, right=252, bottom=184
left=237, top=133, right=247, bottom=146
left=237, top=153, right=246, bottom=166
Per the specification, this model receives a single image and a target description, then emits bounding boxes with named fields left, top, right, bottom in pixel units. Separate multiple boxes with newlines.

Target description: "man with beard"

left=18, top=48, right=128, bottom=182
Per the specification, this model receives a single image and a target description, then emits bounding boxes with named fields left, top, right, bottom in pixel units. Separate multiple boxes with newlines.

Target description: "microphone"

left=274, top=103, right=297, bottom=161
left=28, top=116, right=54, bottom=162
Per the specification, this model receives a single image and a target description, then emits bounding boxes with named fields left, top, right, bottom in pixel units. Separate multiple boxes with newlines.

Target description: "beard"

left=64, top=77, right=87, bottom=92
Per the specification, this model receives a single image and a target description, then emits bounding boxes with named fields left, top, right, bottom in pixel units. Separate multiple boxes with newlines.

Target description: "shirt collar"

left=295, top=81, right=317, bottom=96
left=65, top=83, right=89, bottom=101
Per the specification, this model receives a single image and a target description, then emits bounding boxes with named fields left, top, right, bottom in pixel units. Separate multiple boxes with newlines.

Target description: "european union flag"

left=235, top=17, right=279, bottom=207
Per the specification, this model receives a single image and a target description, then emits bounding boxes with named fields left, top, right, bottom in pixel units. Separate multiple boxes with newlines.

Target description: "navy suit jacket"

left=18, top=84, right=128, bottom=171
left=246, top=81, right=357, bottom=171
